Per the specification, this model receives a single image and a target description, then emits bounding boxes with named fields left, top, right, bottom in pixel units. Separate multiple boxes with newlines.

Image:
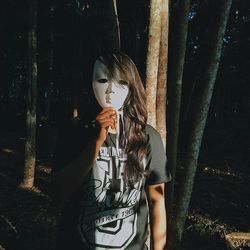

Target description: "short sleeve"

left=145, top=125, right=171, bottom=185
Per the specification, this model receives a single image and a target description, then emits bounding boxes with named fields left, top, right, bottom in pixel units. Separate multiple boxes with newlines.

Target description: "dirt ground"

left=0, top=131, right=249, bottom=250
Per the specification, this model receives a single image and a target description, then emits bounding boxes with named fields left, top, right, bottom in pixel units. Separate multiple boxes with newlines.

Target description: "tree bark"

left=168, top=1, right=232, bottom=249
left=20, top=0, right=38, bottom=189
left=182, top=0, right=214, bottom=124
left=146, top=0, right=162, bottom=128
left=156, top=0, right=169, bottom=148
left=167, top=0, right=190, bottom=220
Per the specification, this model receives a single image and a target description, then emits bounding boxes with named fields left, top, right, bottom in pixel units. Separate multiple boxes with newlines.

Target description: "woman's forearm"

left=51, top=139, right=102, bottom=202
left=147, top=183, right=168, bottom=250
left=150, top=199, right=167, bottom=250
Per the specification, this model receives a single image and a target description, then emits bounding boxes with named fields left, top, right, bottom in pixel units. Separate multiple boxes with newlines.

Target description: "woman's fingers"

left=96, top=109, right=116, bottom=125
left=102, top=121, right=115, bottom=130
left=97, top=118, right=115, bottom=129
left=97, top=116, right=116, bottom=123
left=96, top=113, right=116, bottom=122
left=99, top=107, right=115, bottom=114
left=97, top=108, right=116, bottom=119
left=95, top=108, right=117, bottom=143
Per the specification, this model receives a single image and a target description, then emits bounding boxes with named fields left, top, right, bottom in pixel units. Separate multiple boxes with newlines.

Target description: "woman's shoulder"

left=145, top=124, right=164, bottom=149
left=145, top=124, right=161, bottom=138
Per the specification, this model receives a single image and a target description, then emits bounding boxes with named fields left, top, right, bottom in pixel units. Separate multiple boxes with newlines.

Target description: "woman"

left=52, top=52, right=171, bottom=250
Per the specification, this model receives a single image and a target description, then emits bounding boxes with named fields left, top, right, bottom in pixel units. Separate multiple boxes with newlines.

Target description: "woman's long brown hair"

left=97, top=52, right=148, bottom=185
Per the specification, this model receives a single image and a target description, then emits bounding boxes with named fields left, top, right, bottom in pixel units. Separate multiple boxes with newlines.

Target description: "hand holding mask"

left=92, top=58, right=129, bottom=151
left=92, top=59, right=128, bottom=134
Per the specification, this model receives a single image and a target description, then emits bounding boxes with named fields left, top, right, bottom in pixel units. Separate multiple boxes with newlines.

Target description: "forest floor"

left=0, top=128, right=249, bottom=250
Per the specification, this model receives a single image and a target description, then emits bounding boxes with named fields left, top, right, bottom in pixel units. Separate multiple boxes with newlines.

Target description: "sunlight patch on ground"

left=36, top=165, right=51, bottom=174
left=187, top=211, right=230, bottom=237
left=0, top=244, right=6, bottom=250
left=17, top=185, right=50, bottom=199
left=201, top=165, right=245, bottom=180
left=1, top=148, right=15, bottom=154
left=0, top=148, right=20, bottom=157
left=225, top=232, right=250, bottom=249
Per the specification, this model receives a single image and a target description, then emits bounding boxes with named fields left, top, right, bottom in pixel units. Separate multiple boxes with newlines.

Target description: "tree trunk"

left=167, top=0, right=190, bottom=220
left=113, top=0, right=120, bottom=48
left=94, top=0, right=120, bottom=52
left=156, top=0, right=169, bottom=148
left=146, top=0, right=162, bottom=128
left=168, top=1, right=232, bottom=249
left=19, top=0, right=38, bottom=189
left=182, top=0, right=214, bottom=124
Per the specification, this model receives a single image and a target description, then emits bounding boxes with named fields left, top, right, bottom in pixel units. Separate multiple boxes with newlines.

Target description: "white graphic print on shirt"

left=78, top=146, right=144, bottom=249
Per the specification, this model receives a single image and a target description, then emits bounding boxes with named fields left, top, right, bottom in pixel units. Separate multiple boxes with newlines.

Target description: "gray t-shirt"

left=53, top=119, right=171, bottom=250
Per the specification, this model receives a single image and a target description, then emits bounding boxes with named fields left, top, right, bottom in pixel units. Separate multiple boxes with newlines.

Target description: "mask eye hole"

left=119, top=80, right=128, bottom=86
left=98, top=78, right=108, bottom=83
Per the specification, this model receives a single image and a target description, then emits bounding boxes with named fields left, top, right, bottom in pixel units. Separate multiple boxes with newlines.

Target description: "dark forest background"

left=0, top=0, right=249, bottom=249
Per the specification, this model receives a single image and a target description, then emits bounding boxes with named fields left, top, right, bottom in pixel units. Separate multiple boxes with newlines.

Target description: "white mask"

left=92, top=60, right=129, bottom=111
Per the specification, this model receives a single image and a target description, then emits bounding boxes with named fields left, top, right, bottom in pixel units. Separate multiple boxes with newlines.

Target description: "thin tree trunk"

left=167, top=0, right=190, bottom=220
left=145, top=1, right=167, bottom=247
left=95, top=0, right=120, bottom=52
left=113, top=0, right=120, bottom=48
left=19, top=0, right=38, bottom=189
left=168, top=1, right=232, bottom=249
left=156, top=0, right=169, bottom=148
left=182, top=0, right=213, bottom=123
left=146, top=0, right=162, bottom=128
